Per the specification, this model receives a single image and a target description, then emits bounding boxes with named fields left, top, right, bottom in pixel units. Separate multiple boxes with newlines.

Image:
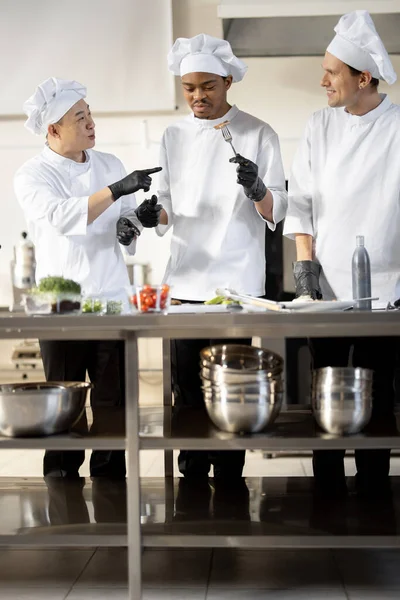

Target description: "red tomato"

left=143, top=284, right=152, bottom=292
left=161, top=284, right=170, bottom=293
left=130, top=294, right=137, bottom=307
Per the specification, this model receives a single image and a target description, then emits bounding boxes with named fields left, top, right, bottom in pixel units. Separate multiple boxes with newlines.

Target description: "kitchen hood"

left=218, top=1, right=400, bottom=57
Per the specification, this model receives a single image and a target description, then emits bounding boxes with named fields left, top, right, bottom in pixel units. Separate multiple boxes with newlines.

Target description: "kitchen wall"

left=1, top=0, right=399, bottom=309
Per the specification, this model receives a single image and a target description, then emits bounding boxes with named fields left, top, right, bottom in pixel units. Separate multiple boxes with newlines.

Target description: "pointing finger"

left=141, top=166, right=162, bottom=175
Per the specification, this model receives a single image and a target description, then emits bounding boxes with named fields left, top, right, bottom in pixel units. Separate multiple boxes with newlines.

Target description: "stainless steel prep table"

left=0, top=310, right=399, bottom=599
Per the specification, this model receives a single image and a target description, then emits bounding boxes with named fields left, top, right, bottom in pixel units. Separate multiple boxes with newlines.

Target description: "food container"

left=82, top=297, right=107, bottom=315
left=23, top=292, right=82, bottom=315
left=127, top=284, right=171, bottom=314
left=0, top=381, right=91, bottom=437
left=312, top=367, right=373, bottom=435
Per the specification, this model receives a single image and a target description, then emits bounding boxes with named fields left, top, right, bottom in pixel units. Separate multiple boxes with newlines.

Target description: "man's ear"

left=360, top=70, right=373, bottom=89
left=225, top=75, right=233, bottom=91
left=47, top=123, right=60, bottom=139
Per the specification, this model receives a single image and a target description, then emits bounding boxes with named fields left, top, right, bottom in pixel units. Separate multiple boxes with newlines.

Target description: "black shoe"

left=174, top=478, right=211, bottom=521
left=212, top=477, right=250, bottom=521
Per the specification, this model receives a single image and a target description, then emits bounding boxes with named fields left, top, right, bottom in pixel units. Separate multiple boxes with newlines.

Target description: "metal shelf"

left=140, top=406, right=400, bottom=451
left=0, top=476, right=400, bottom=549
left=2, top=406, right=398, bottom=452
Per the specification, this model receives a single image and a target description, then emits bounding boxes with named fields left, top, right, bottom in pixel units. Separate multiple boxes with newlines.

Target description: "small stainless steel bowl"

left=200, top=365, right=282, bottom=384
left=0, top=382, right=91, bottom=437
left=202, top=375, right=283, bottom=433
left=311, top=367, right=373, bottom=435
left=204, top=390, right=283, bottom=434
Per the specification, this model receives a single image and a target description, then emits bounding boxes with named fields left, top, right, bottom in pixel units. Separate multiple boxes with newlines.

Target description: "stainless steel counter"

left=0, top=310, right=398, bottom=599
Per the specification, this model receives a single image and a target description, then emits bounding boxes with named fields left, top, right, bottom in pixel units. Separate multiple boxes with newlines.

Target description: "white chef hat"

left=327, top=10, right=397, bottom=85
left=168, top=33, right=248, bottom=82
left=23, top=77, right=87, bottom=135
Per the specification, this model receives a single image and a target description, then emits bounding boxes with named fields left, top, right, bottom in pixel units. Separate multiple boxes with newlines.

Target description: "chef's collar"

left=191, top=104, right=239, bottom=129
left=344, top=93, right=391, bottom=125
left=42, top=144, right=91, bottom=171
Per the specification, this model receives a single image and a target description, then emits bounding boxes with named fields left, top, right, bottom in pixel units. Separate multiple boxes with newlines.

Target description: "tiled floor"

left=1, top=442, right=400, bottom=597
left=1, top=546, right=400, bottom=598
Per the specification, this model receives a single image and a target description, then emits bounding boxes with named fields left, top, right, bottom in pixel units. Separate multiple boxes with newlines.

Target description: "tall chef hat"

left=168, top=33, right=248, bottom=83
left=23, top=77, right=87, bottom=135
left=327, top=10, right=397, bottom=84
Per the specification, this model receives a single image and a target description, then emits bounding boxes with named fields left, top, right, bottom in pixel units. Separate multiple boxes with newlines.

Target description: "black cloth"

left=310, top=336, right=397, bottom=495
left=171, top=299, right=248, bottom=479
left=39, top=340, right=126, bottom=478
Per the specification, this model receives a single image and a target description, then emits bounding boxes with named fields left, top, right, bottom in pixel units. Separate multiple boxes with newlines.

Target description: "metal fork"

left=220, top=124, right=237, bottom=157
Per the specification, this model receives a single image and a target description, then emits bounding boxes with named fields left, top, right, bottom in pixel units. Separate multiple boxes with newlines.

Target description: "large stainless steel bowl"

left=0, top=382, right=91, bottom=437
left=201, top=365, right=282, bottom=384
left=204, top=384, right=283, bottom=433
left=200, top=344, right=283, bottom=373
left=311, top=367, right=373, bottom=435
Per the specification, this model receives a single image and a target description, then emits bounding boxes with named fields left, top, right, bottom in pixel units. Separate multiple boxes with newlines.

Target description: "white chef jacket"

left=14, top=145, right=141, bottom=299
left=284, top=95, right=400, bottom=307
left=156, top=105, right=287, bottom=301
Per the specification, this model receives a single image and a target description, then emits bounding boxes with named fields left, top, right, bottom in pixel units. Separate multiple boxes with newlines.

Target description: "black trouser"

left=310, top=336, right=397, bottom=492
left=39, top=340, right=126, bottom=478
left=171, top=304, right=248, bottom=478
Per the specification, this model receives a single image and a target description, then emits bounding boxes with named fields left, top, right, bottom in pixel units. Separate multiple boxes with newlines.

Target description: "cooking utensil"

left=200, top=344, right=283, bottom=372
left=221, top=124, right=237, bottom=156
left=311, top=367, right=373, bottom=435
left=204, top=386, right=283, bottom=433
left=0, top=381, right=91, bottom=437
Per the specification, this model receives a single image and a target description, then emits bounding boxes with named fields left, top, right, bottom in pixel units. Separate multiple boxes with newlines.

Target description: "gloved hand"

left=109, top=166, right=162, bottom=201
left=229, top=154, right=267, bottom=202
left=135, top=195, right=163, bottom=228
left=293, top=260, right=323, bottom=300
left=117, top=217, right=141, bottom=246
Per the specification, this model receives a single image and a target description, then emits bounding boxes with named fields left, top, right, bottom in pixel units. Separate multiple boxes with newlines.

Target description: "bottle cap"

left=356, top=235, right=365, bottom=246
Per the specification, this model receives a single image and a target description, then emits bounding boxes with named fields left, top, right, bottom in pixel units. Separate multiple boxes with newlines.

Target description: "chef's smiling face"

left=321, top=52, right=362, bottom=109
left=181, top=72, right=232, bottom=119
left=48, top=99, right=96, bottom=153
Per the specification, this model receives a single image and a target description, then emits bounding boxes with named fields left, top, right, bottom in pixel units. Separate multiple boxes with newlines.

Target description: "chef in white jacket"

left=284, top=11, right=399, bottom=498
left=154, top=34, right=287, bottom=488
left=14, top=77, right=162, bottom=478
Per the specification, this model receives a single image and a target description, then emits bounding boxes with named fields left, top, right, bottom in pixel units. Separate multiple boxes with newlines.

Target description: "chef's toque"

left=168, top=33, right=248, bottom=82
left=23, top=77, right=87, bottom=135
left=327, top=10, right=397, bottom=84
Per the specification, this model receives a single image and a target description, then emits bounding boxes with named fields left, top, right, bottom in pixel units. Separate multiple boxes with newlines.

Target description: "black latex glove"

left=135, top=195, right=163, bottom=228
left=109, top=166, right=162, bottom=201
left=293, top=260, right=323, bottom=300
left=116, top=217, right=141, bottom=246
left=229, top=154, right=267, bottom=202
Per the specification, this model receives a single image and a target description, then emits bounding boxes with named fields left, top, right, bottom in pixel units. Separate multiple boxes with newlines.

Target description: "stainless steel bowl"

left=200, top=344, right=283, bottom=373
left=311, top=367, right=373, bottom=435
left=0, top=382, right=91, bottom=437
left=204, top=388, right=283, bottom=433
left=200, top=365, right=282, bottom=384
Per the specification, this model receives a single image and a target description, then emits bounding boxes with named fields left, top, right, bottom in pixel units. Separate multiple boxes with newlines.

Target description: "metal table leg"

left=125, top=332, right=142, bottom=600
left=162, top=339, right=175, bottom=522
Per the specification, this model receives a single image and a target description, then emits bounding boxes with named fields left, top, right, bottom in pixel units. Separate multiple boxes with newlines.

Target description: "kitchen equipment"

left=352, top=236, right=372, bottom=311
left=200, top=344, right=283, bottom=373
left=11, top=340, right=42, bottom=370
left=214, top=122, right=237, bottom=157
left=10, top=232, right=36, bottom=311
left=203, top=381, right=283, bottom=434
left=0, top=381, right=91, bottom=437
left=312, top=367, right=373, bottom=435
left=216, top=288, right=377, bottom=312
left=23, top=292, right=82, bottom=315
left=200, top=344, right=284, bottom=433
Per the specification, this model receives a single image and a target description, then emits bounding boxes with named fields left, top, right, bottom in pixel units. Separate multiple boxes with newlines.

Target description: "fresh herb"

left=36, top=276, right=81, bottom=294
